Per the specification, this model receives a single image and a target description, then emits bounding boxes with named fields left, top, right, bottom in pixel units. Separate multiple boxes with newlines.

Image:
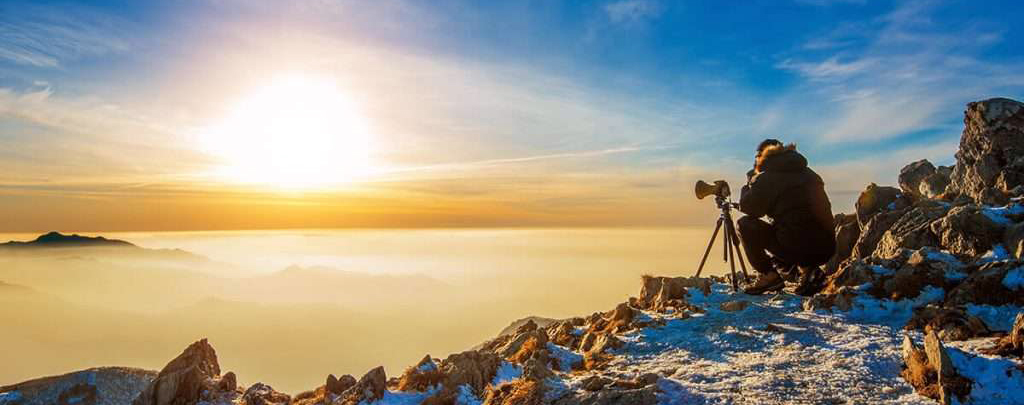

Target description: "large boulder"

left=872, top=202, right=949, bottom=259
left=920, top=167, right=953, bottom=199
left=132, top=339, right=221, bottom=405
left=855, top=183, right=906, bottom=229
left=439, top=351, right=502, bottom=394
left=899, top=160, right=937, bottom=200
left=930, top=205, right=1004, bottom=258
left=854, top=207, right=910, bottom=258
left=946, top=98, right=1024, bottom=205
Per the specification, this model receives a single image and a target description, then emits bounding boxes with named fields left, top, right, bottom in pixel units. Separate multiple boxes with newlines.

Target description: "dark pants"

left=736, top=216, right=831, bottom=274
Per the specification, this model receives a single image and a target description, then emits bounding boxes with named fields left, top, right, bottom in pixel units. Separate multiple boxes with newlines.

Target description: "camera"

left=695, top=180, right=731, bottom=200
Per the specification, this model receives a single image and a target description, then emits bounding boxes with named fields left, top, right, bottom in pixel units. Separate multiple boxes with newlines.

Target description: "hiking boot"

left=744, top=271, right=784, bottom=295
left=794, top=266, right=826, bottom=296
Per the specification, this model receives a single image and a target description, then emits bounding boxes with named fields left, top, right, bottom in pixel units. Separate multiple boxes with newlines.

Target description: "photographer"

left=737, top=139, right=836, bottom=295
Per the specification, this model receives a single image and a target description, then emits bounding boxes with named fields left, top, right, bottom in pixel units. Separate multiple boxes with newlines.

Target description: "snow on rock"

left=981, top=204, right=1024, bottom=226
left=946, top=340, right=1024, bottom=404
left=612, top=284, right=933, bottom=404
left=544, top=343, right=583, bottom=372
left=966, top=304, right=1024, bottom=332
left=491, top=362, right=523, bottom=386
left=1001, top=266, right=1024, bottom=289
left=455, top=384, right=481, bottom=405
left=978, top=244, right=1011, bottom=263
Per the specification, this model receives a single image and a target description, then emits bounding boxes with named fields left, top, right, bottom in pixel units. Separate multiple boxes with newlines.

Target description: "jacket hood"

left=756, top=143, right=807, bottom=173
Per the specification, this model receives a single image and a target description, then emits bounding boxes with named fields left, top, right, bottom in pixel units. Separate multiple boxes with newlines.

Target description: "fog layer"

left=0, top=228, right=731, bottom=393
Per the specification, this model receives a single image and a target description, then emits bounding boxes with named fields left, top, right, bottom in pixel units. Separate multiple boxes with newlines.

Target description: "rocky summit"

left=4, top=98, right=1024, bottom=404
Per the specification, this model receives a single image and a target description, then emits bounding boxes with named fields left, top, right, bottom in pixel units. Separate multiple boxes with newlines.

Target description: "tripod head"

left=713, top=195, right=740, bottom=212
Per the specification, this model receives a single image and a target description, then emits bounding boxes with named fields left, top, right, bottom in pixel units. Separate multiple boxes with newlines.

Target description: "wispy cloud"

left=771, top=0, right=1024, bottom=142
left=0, top=3, right=131, bottom=67
left=604, top=0, right=662, bottom=25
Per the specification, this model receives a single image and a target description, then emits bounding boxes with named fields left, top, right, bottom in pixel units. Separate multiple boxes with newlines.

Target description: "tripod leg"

left=725, top=224, right=738, bottom=292
left=726, top=220, right=750, bottom=283
left=694, top=218, right=724, bottom=278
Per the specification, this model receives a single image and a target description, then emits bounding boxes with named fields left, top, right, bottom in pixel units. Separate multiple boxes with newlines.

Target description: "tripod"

left=694, top=196, right=750, bottom=292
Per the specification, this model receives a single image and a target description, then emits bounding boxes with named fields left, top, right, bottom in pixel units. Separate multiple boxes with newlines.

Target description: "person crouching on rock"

left=738, top=139, right=836, bottom=295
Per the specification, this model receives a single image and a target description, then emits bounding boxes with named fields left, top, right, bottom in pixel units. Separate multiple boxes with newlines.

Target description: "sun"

left=200, top=75, right=373, bottom=189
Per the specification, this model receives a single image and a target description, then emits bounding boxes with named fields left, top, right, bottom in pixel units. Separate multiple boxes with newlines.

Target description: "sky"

left=1, top=0, right=1023, bottom=231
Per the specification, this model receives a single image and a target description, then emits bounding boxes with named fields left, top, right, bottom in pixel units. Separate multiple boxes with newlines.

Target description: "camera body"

left=695, top=180, right=731, bottom=200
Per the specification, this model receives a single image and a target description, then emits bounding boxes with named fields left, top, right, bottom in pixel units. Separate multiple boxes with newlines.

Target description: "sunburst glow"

left=200, top=75, right=373, bottom=189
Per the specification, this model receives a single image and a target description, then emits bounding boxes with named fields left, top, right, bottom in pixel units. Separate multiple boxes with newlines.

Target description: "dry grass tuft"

left=508, top=336, right=540, bottom=364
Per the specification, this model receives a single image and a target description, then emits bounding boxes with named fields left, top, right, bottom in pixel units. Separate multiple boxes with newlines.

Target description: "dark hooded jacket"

left=739, top=144, right=835, bottom=257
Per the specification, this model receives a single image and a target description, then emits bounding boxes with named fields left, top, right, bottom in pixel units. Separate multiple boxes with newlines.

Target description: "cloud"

left=770, top=0, right=1024, bottom=143
left=0, top=3, right=131, bottom=67
left=604, top=0, right=662, bottom=25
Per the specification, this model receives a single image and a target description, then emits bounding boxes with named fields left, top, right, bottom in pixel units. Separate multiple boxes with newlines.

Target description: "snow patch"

left=455, top=384, right=481, bottom=405
left=979, top=244, right=1010, bottom=263
left=947, top=345, right=1024, bottom=404
left=1002, top=266, right=1024, bottom=290
left=844, top=286, right=945, bottom=327
left=491, top=362, right=522, bottom=386
left=966, top=304, right=1024, bottom=332
left=981, top=204, right=1024, bottom=226
left=417, top=359, right=437, bottom=373
left=370, top=387, right=440, bottom=405
left=0, top=391, right=23, bottom=405
left=545, top=342, right=583, bottom=372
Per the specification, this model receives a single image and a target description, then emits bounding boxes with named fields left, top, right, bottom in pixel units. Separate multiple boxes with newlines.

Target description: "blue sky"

left=0, top=0, right=1023, bottom=230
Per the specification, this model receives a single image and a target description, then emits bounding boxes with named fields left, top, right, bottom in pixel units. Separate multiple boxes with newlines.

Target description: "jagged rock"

left=855, top=183, right=906, bottom=229
left=901, top=331, right=972, bottom=404
left=396, top=355, right=443, bottom=392
left=547, top=321, right=581, bottom=349
left=873, top=202, right=949, bottom=259
left=522, top=353, right=555, bottom=382
left=635, top=276, right=709, bottom=311
left=824, top=213, right=860, bottom=274
left=920, top=170, right=952, bottom=199
left=499, top=329, right=548, bottom=361
left=719, top=300, right=748, bottom=312
left=132, top=339, right=221, bottom=405
left=946, top=98, right=1024, bottom=205
left=337, top=367, right=386, bottom=405
left=900, top=160, right=937, bottom=200
left=905, top=306, right=990, bottom=341
left=945, top=261, right=1024, bottom=306
left=326, top=374, right=355, bottom=396
left=242, top=383, right=289, bottom=405
left=930, top=205, right=1004, bottom=257
left=440, top=350, right=501, bottom=394
left=854, top=206, right=910, bottom=258
left=218, top=371, right=236, bottom=392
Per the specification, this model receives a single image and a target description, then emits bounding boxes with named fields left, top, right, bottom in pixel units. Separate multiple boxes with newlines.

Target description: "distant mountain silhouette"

left=0, top=232, right=136, bottom=249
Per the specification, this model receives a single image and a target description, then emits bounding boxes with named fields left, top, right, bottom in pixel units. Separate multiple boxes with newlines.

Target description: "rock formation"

left=946, top=98, right=1024, bottom=205
left=132, top=339, right=224, bottom=405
